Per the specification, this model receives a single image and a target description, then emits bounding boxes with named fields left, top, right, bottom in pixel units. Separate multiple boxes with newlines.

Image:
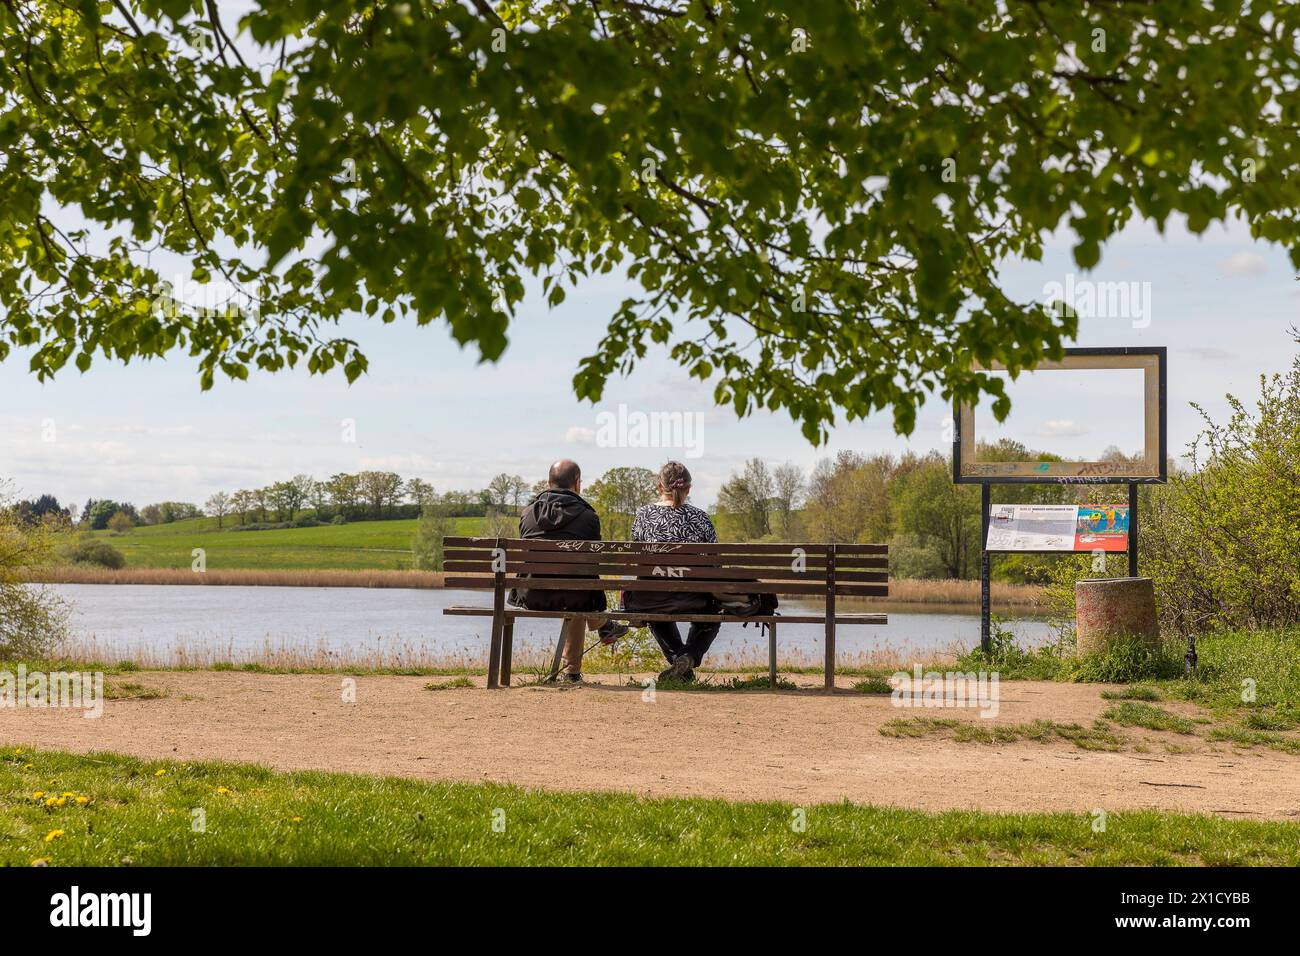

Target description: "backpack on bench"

left=711, top=590, right=779, bottom=618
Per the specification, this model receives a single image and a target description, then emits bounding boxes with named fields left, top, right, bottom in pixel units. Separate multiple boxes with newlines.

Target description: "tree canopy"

left=3, top=1, right=1299, bottom=440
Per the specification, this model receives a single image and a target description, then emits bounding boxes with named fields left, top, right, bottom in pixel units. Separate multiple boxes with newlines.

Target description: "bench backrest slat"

left=443, top=559, right=885, bottom=583
left=443, top=537, right=887, bottom=556
left=442, top=547, right=887, bottom=570
left=447, top=576, right=887, bottom=598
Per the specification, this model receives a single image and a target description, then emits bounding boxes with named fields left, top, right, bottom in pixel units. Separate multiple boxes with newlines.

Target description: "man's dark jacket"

left=508, top=488, right=607, bottom=613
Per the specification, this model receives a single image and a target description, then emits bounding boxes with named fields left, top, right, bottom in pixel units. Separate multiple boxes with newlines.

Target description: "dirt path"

left=2, top=671, right=1297, bottom=820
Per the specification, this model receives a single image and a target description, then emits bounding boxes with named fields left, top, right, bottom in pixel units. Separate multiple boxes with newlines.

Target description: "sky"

left=1, top=210, right=1295, bottom=512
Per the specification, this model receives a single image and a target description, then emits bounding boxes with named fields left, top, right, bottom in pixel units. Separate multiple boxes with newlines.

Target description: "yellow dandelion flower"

left=44, top=797, right=57, bottom=807
left=291, top=816, right=302, bottom=823
left=216, top=786, right=230, bottom=795
left=23, top=763, right=33, bottom=770
left=154, top=769, right=166, bottom=777
left=61, top=792, right=75, bottom=798
left=75, top=796, right=90, bottom=806
left=43, top=829, right=64, bottom=843
left=30, top=858, right=50, bottom=867
left=54, top=797, right=67, bottom=808
left=32, top=791, right=45, bottom=800
left=15, top=747, right=23, bottom=755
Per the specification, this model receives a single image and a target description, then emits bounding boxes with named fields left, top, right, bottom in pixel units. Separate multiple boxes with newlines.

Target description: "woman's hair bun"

left=658, top=461, right=691, bottom=505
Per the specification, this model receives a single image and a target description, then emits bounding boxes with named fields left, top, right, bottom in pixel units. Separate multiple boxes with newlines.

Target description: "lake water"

left=43, top=584, right=1053, bottom=668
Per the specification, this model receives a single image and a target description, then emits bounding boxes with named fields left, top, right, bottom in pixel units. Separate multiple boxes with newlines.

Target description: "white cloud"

left=101, top=423, right=197, bottom=437
left=1038, top=419, right=1088, bottom=438
left=564, top=426, right=595, bottom=444
left=1216, top=251, right=1268, bottom=277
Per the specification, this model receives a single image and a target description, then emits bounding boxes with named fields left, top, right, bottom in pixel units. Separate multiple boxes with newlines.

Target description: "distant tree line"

left=9, top=469, right=584, bottom=540
left=5, top=493, right=72, bottom=526
left=76, top=499, right=202, bottom=533
left=216, top=471, right=548, bottom=528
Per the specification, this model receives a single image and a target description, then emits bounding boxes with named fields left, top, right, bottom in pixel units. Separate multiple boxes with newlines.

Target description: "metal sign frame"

left=950, top=347, right=1169, bottom=652
left=952, top=346, right=1167, bottom=485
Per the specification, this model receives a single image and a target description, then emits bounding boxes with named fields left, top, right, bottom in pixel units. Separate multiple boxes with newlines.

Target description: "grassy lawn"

left=2, top=747, right=1297, bottom=866
left=936, top=627, right=1300, bottom=756
left=65, top=516, right=484, bottom=570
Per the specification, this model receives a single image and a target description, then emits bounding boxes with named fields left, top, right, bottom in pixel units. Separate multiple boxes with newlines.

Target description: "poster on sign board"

left=1074, top=505, right=1129, bottom=551
left=986, top=505, right=1130, bottom=552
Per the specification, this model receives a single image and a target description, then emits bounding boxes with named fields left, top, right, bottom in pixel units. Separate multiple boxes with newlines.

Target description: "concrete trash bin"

left=1074, top=576, right=1159, bottom=656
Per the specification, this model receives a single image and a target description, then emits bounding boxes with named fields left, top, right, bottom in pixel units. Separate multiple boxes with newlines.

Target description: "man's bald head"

left=548, top=459, right=582, bottom=491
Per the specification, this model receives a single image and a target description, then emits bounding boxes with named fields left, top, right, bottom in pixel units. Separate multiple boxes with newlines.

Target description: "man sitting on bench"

left=509, top=459, right=628, bottom=683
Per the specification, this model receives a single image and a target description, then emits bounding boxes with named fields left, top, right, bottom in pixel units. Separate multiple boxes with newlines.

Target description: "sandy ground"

left=2, top=671, right=1297, bottom=820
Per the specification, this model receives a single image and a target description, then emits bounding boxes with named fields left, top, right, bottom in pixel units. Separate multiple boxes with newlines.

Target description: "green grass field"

left=69, top=516, right=484, bottom=570
left=3, top=747, right=1297, bottom=866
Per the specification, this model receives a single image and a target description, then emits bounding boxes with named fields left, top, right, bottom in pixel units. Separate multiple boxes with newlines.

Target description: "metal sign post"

left=980, top=484, right=991, bottom=652
left=1128, top=483, right=1139, bottom=579
left=977, top=489, right=1142, bottom=653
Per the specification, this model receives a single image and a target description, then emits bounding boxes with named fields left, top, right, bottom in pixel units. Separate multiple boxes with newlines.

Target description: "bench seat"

left=444, top=607, right=888, bottom=625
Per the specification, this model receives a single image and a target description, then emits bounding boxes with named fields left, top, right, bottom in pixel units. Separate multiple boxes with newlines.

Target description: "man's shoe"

left=664, top=653, right=695, bottom=683
left=656, top=668, right=696, bottom=685
left=597, top=621, right=631, bottom=643
left=559, top=672, right=585, bottom=684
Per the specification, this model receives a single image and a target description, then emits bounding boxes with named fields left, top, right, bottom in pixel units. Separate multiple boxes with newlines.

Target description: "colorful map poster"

left=1074, top=505, right=1129, bottom=552
left=986, top=505, right=1130, bottom=552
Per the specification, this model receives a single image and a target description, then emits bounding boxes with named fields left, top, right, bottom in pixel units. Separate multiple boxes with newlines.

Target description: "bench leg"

left=486, top=628, right=502, bottom=689
left=824, top=547, right=837, bottom=691
left=768, top=622, right=777, bottom=688
left=823, top=619, right=836, bottom=691
left=546, top=620, right=567, bottom=683
left=486, top=579, right=505, bottom=690
left=500, top=621, right=514, bottom=687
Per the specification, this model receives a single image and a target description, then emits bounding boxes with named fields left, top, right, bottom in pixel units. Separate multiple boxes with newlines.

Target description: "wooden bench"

left=441, top=537, right=889, bottom=690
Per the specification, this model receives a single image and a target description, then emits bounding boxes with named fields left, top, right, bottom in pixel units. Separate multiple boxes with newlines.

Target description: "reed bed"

left=52, top=634, right=478, bottom=672
left=884, top=578, right=1044, bottom=608
left=48, top=633, right=964, bottom=675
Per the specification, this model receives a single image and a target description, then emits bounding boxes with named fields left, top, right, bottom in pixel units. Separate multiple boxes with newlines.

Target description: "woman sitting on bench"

left=626, top=461, right=720, bottom=684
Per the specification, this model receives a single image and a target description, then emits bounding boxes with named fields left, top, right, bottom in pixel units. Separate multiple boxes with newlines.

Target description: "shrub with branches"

left=0, top=486, right=70, bottom=658
left=1142, top=335, right=1300, bottom=633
